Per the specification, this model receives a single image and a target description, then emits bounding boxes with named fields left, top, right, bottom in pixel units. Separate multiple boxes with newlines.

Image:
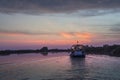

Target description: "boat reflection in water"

left=70, top=44, right=85, bottom=58
left=40, top=52, right=48, bottom=56
left=69, top=57, right=87, bottom=79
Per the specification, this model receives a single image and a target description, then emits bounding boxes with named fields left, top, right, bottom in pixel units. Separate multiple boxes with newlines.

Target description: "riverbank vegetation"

left=0, top=44, right=120, bottom=57
left=84, top=44, right=120, bottom=57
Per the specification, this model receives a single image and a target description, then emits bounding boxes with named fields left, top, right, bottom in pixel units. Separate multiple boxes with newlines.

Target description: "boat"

left=70, top=43, right=85, bottom=58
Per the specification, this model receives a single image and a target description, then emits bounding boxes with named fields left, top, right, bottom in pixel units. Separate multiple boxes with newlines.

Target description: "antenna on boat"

left=77, top=41, right=79, bottom=44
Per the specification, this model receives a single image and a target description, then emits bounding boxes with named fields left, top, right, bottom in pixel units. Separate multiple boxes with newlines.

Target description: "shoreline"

left=0, top=44, right=120, bottom=57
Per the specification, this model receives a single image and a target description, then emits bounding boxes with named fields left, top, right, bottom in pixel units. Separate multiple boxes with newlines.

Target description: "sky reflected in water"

left=0, top=53, right=120, bottom=80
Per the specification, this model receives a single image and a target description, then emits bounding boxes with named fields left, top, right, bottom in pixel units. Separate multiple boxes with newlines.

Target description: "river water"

left=0, top=53, right=120, bottom=80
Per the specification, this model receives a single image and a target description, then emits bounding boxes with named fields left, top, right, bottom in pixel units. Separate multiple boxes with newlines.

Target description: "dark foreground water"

left=0, top=53, right=120, bottom=80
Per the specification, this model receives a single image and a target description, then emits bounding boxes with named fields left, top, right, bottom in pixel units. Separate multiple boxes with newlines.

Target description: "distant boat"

left=70, top=44, right=85, bottom=58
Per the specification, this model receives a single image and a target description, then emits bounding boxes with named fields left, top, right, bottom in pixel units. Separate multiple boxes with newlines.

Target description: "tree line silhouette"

left=84, top=44, right=120, bottom=56
left=0, top=44, right=120, bottom=57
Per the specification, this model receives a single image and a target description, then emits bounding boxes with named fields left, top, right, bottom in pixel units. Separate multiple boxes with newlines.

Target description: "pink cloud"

left=60, top=32, right=94, bottom=39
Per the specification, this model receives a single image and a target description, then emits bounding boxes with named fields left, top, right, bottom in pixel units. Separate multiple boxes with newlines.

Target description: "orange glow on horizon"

left=0, top=39, right=91, bottom=46
left=74, top=32, right=93, bottom=39
left=60, top=32, right=93, bottom=38
left=0, top=32, right=95, bottom=46
left=60, top=32, right=94, bottom=43
left=60, top=32, right=73, bottom=38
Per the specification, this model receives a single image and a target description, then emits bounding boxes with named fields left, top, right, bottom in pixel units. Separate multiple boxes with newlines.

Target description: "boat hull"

left=70, top=51, right=85, bottom=58
left=70, top=54, right=85, bottom=58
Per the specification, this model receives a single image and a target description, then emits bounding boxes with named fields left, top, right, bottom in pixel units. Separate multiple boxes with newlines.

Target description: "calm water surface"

left=0, top=53, right=120, bottom=80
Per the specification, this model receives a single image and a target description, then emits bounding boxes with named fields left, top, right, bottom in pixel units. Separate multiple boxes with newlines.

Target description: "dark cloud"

left=110, top=24, right=120, bottom=32
left=0, top=0, right=120, bottom=14
left=0, top=29, right=56, bottom=35
left=69, top=9, right=120, bottom=17
left=110, top=27, right=120, bottom=32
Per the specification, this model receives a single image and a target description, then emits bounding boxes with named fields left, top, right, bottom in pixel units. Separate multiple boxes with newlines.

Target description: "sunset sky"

left=0, top=0, right=120, bottom=50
